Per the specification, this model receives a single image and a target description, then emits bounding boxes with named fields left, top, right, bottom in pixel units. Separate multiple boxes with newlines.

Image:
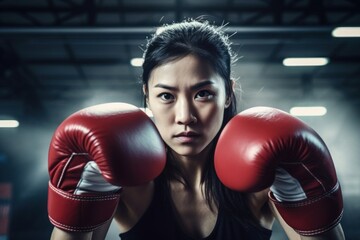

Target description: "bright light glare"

left=130, top=58, right=144, bottom=67
left=156, top=27, right=165, bottom=35
left=0, top=120, right=19, bottom=128
left=290, top=106, right=327, bottom=116
left=332, top=27, right=360, bottom=37
left=283, top=58, right=329, bottom=67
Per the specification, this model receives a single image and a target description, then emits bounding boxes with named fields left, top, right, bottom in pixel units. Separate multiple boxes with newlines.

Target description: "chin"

left=173, top=148, right=201, bottom=157
left=171, top=144, right=211, bottom=158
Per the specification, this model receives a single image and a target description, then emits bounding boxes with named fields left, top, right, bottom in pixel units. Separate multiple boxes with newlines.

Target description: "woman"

left=114, top=20, right=344, bottom=240
left=116, top=20, right=271, bottom=240
left=50, top=20, right=345, bottom=239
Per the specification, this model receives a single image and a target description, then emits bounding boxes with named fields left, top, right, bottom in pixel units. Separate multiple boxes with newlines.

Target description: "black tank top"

left=119, top=177, right=272, bottom=240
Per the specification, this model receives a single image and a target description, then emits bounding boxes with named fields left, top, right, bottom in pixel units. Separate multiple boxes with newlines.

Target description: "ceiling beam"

left=0, top=25, right=334, bottom=35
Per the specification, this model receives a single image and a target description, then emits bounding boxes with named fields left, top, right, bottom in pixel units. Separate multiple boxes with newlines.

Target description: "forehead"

left=148, top=54, right=223, bottom=87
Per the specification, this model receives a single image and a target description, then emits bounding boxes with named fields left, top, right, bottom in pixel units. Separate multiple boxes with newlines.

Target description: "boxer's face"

left=145, top=54, right=230, bottom=157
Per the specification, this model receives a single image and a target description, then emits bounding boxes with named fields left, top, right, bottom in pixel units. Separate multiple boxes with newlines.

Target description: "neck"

left=169, top=144, right=213, bottom=190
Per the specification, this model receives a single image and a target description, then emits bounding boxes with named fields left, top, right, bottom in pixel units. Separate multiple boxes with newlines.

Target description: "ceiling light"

left=0, top=120, right=19, bottom=128
left=283, top=57, right=329, bottom=67
left=332, top=27, right=360, bottom=37
left=290, top=106, right=327, bottom=116
left=130, top=58, right=144, bottom=67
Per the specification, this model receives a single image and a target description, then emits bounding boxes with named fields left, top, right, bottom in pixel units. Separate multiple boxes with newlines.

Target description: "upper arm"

left=268, top=200, right=345, bottom=240
left=50, top=227, right=93, bottom=240
left=50, top=221, right=112, bottom=240
left=113, top=182, right=154, bottom=233
left=246, top=188, right=275, bottom=230
left=268, top=200, right=301, bottom=240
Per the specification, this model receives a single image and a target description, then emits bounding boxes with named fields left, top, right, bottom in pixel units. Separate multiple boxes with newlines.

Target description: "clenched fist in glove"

left=214, top=106, right=343, bottom=236
left=48, top=103, right=166, bottom=232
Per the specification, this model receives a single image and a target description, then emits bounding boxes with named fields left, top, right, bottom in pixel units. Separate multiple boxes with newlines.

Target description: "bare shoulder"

left=246, top=188, right=275, bottom=230
left=114, top=181, right=155, bottom=233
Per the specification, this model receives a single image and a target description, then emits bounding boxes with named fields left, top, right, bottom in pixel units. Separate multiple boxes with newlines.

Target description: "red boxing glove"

left=48, top=103, right=166, bottom=232
left=214, top=106, right=343, bottom=236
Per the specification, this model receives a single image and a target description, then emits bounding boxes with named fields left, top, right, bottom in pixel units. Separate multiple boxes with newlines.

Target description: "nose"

left=175, top=98, right=197, bottom=125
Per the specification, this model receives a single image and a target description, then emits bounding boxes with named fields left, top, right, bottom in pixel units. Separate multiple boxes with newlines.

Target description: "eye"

left=158, top=93, right=175, bottom=102
left=195, top=90, right=214, bottom=100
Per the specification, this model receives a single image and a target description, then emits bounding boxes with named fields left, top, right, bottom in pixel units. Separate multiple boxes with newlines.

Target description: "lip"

left=174, top=131, right=200, bottom=137
left=174, top=131, right=201, bottom=143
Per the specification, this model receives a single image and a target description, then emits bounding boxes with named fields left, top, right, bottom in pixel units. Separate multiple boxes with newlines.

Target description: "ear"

left=230, top=79, right=236, bottom=93
left=225, top=97, right=231, bottom=108
left=142, top=84, right=147, bottom=96
left=225, top=79, right=235, bottom=108
left=143, top=84, right=150, bottom=109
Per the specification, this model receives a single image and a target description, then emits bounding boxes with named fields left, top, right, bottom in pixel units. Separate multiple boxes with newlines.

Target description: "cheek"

left=150, top=107, right=172, bottom=139
left=153, top=116, right=168, bottom=132
left=201, top=104, right=225, bottom=134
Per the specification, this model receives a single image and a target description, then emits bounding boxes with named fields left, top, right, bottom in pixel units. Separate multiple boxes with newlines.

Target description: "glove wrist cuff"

left=269, top=182, right=343, bottom=236
left=48, top=181, right=120, bottom=232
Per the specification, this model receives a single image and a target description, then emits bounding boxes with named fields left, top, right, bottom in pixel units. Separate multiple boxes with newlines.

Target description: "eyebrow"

left=153, top=80, right=215, bottom=91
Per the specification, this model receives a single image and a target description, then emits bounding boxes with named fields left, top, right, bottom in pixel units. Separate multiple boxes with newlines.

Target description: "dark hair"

left=142, top=19, right=258, bottom=227
left=142, top=20, right=236, bottom=124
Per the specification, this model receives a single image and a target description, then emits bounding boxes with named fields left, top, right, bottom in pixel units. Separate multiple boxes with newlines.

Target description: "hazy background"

left=0, top=0, right=359, bottom=239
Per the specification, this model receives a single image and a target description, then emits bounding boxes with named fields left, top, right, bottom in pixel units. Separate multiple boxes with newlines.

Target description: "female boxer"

left=49, top=20, right=345, bottom=240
